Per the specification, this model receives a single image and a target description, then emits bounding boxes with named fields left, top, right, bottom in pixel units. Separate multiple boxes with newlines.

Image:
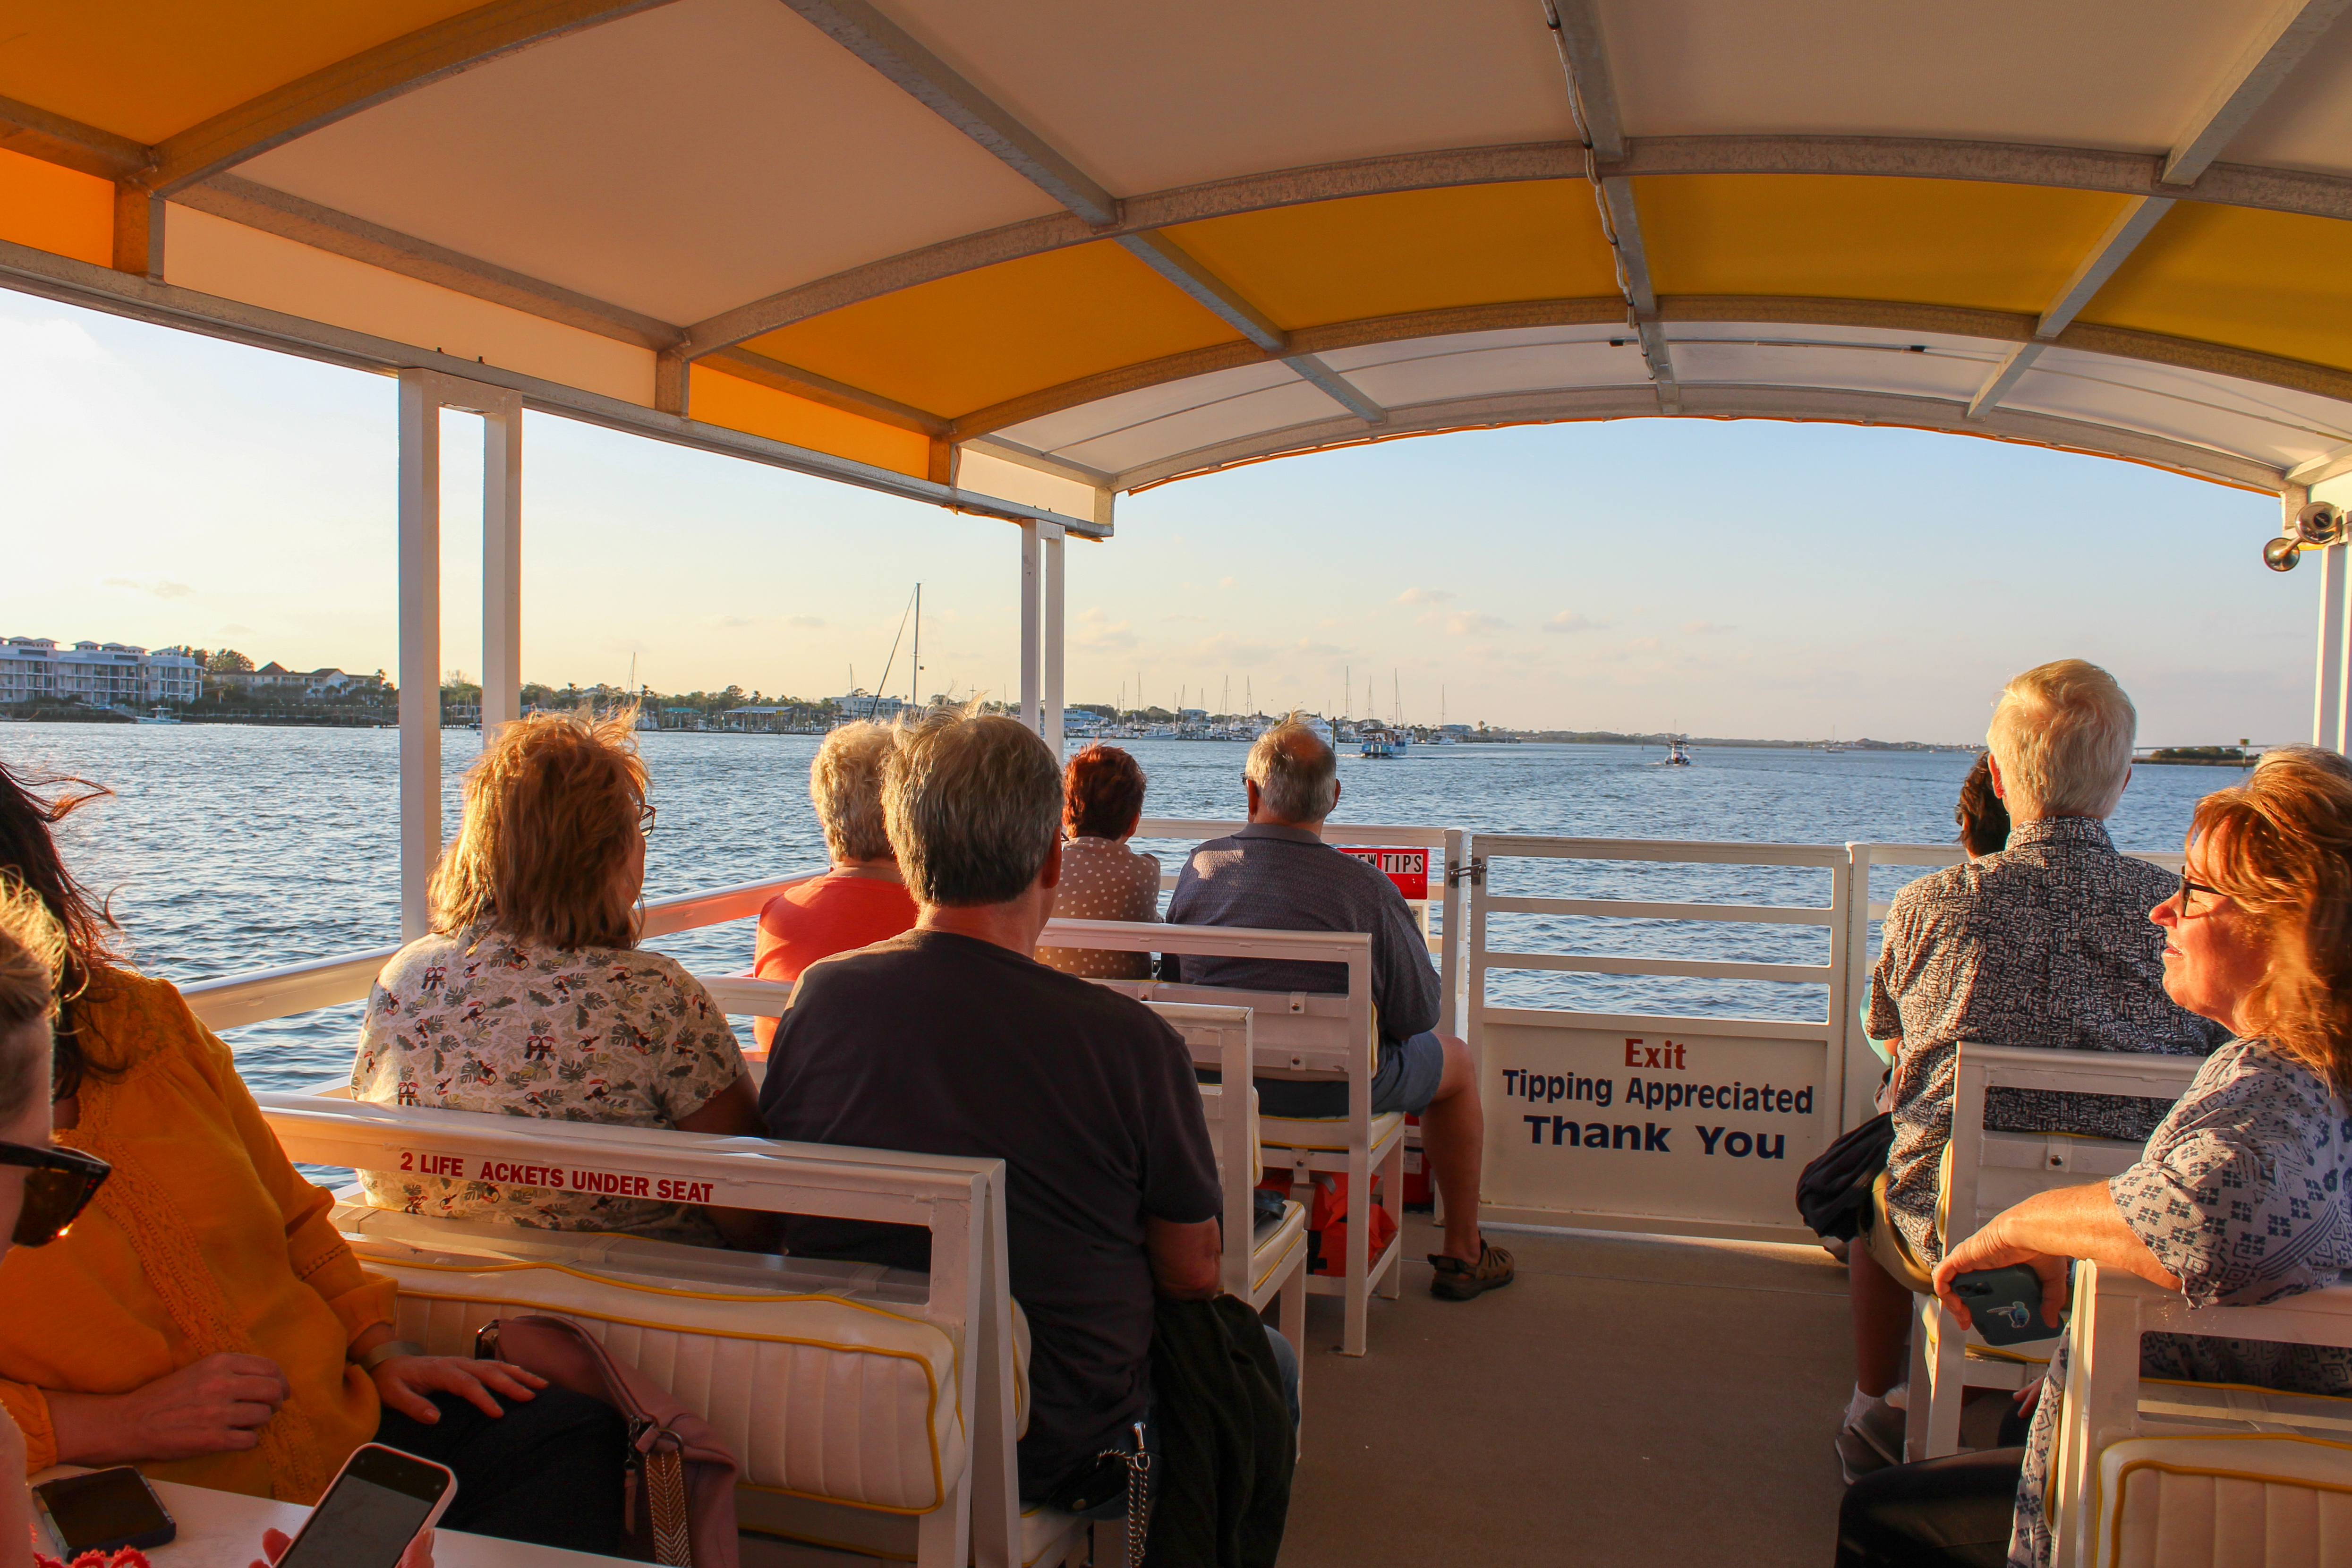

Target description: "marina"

left=4, top=2, right=2352, bottom=1565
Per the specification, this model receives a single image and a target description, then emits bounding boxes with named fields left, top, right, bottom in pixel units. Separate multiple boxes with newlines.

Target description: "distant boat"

left=1659, top=738, right=1692, bottom=766
left=134, top=707, right=182, bottom=725
left=1359, top=725, right=1406, bottom=759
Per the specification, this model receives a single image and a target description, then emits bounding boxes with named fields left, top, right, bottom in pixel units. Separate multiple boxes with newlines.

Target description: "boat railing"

left=186, top=831, right=2190, bottom=1250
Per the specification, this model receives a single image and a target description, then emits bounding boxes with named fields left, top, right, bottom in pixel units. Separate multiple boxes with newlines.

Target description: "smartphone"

left=33, top=1466, right=176, bottom=1558
left=1951, top=1264, right=2060, bottom=1346
left=272, top=1443, right=457, bottom=1568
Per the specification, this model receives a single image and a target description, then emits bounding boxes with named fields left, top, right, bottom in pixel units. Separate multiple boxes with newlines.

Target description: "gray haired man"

left=1166, top=716, right=1512, bottom=1301
left=760, top=711, right=1298, bottom=1501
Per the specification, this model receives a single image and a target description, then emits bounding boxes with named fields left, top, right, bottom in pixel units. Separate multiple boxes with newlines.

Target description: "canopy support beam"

left=2314, top=540, right=2348, bottom=754
left=1972, top=0, right=2346, bottom=417
left=1014, top=521, right=1067, bottom=755
left=2165, top=0, right=2352, bottom=186
left=482, top=394, right=524, bottom=741
left=1542, top=0, right=1677, bottom=412
left=397, top=371, right=444, bottom=943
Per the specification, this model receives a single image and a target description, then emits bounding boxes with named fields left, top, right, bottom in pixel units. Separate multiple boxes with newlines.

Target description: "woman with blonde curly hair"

left=1841, top=749, right=2352, bottom=1567
left=353, top=709, right=765, bottom=1245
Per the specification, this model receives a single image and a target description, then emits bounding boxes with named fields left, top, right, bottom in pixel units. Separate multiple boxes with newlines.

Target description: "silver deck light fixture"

left=2264, top=502, right=2346, bottom=571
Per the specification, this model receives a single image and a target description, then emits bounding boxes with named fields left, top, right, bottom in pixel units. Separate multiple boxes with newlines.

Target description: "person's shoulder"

left=1034, top=963, right=1185, bottom=1046
left=791, top=929, right=927, bottom=991
left=376, top=931, right=464, bottom=980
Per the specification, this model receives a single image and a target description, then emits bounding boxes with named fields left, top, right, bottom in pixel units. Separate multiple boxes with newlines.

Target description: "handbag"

left=475, top=1315, right=741, bottom=1568
left=1793, top=1112, right=1894, bottom=1241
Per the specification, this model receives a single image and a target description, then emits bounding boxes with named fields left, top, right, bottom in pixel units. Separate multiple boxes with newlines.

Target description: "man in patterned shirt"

left=1838, top=659, right=2225, bottom=1479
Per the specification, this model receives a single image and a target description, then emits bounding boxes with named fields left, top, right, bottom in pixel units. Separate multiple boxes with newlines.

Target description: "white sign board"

left=1479, top=1015, right=1831, bottom=1240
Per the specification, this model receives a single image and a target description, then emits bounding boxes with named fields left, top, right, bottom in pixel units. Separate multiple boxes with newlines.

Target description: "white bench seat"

left=2096, top=1434, right=2352, bottom=1568
left=1259, top=1110, right=1406, bottom=1155
left=341, top=1220, right=971, bottom=1517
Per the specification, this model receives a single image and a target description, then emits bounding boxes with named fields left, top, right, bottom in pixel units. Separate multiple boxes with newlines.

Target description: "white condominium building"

left=0, top=639, right=204, bottom=708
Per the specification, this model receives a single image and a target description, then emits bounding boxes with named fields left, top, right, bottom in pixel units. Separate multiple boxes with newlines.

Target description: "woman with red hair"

left=1036, top=745, right=1160, bottom=980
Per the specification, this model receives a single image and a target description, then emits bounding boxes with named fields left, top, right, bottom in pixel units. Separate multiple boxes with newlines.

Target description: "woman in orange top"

left=751, top=721, right=918, bottom=1047
left=0, top=760, right=624, bottom=1555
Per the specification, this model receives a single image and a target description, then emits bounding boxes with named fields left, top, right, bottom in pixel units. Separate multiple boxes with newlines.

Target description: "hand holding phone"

left=268, top=1444, right=455, bottom=1568
left=252, top=1524, right=435, bottom=1568
left=1950, top=1265, right=2061, bottom=1346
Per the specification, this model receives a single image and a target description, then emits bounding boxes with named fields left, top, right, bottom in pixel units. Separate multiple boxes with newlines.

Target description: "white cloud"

left=1445, top=612, right=1507, bottom=636
left=1394, top=587, right=1456, bottom=605
left=1073, top=607, right=1137, bottom=653
left=1544, top=610, right=1603, bottom=633
left=100, top=574, right=195, bottom=600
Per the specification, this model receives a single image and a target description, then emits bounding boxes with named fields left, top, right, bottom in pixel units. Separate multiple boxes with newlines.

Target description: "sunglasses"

left=2177, top=868, right=2221, bottom=916
left=0, top=1141, right=111, bottom=1247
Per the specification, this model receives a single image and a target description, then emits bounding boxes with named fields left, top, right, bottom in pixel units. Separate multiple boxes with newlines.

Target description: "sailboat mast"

left=910, top=583, right=920, bottom=711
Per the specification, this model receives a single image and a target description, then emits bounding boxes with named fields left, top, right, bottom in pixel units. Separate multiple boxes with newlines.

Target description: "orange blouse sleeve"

left=0, top=1381, right=55, bottom=1474
left=175, top=993, right=400, bottom=1345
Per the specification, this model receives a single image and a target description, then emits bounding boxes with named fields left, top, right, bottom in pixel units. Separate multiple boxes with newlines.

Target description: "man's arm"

left=1147, top=1217, right=1222, bottom=1299
left=1372, top=883, right=1441, bottom=1038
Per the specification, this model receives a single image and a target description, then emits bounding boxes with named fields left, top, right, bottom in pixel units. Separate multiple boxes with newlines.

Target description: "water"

left=0, top=723, right=2228, bottom=1091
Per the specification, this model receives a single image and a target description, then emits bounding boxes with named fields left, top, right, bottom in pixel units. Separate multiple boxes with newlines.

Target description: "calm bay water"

left=0, top=723, right=2229, bottom=1091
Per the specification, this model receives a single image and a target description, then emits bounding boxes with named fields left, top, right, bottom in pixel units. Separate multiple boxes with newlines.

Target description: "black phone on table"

left=32, top=1466, right=177, bottom=1558
left=270, top=1443, right=457, bottom=1568
left=1951, top=1264, right=2060, bottom=1346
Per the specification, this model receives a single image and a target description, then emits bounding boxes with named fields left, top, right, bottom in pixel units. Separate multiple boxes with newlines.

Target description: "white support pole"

left=2316, top=542, right=2347, bottom=752
left=481, top=400, right=522, bottom=742
left=396, top=371, right=443, bottom=941
left=1018, top=522, right=1041, bottom=734
left=1042, top=524, right=1065, bottom=758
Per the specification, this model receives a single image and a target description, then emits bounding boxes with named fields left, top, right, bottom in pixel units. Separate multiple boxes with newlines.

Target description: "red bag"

left=1298, top=1172, right=1398, bottom=1277
left=476, top=1315, right=741, bottom=1568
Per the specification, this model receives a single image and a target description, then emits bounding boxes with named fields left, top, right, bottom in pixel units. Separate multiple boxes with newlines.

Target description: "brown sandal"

left=1428, top=1240, right=1515, bottom=1300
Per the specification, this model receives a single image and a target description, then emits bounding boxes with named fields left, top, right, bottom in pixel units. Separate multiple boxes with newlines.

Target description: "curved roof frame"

left=3, top=0, right=2350, bottom=511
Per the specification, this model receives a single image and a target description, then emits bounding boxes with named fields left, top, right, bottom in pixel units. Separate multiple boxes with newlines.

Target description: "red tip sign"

left=1336, top=846, right=1430, bottom=900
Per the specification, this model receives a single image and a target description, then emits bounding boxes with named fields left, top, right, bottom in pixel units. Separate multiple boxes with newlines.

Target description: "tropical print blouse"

left=352, top=924, right=748, bottom=1241
left=2010, top=1037, right=2352, bottom=1566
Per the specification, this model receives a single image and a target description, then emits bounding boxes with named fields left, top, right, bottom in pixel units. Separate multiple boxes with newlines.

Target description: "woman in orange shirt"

left=0, top=760, right=624, bottom=1556
left=750, top=722, right=919, bottom=1047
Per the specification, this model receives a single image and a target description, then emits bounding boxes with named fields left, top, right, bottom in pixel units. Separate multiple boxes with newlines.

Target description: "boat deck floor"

left=1278, top=1215, right=1854, bottom=1567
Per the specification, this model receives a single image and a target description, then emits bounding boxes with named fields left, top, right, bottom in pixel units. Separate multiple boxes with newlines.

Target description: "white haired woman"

left=750, top=721, right=918, bottom=1047
left=1839, top=750, right=2352, bottom=1566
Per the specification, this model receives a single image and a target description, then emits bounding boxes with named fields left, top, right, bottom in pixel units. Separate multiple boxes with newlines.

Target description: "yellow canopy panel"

left=2, top=0, right=2349, bottom=517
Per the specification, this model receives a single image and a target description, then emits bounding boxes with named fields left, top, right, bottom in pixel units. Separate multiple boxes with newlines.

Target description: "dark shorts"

left=1254, top=1030, right=1447, bottom=1119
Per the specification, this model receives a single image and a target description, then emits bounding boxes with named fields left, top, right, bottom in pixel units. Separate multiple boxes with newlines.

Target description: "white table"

left=34, top=1472, right=634, bottom=1567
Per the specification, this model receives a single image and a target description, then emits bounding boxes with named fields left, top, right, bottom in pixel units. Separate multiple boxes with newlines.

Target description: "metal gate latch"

left=1445, top=856, right=1487, bottom=887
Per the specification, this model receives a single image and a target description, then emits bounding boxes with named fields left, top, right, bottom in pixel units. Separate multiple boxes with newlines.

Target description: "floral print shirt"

left=352, top=924, right=748, bottom=1242
left=2009, top=1037, right=2352, bottom=1566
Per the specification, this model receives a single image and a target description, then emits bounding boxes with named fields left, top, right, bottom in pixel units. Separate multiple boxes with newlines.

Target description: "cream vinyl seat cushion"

left=1251, top=1199, right=1308, bottom=1296
left=336, top=1205, right=1027, bottom=1515
left=1259, top=1109, right=1406, bottom=1154
left=2096, top=1434, right=2352, bottom=1568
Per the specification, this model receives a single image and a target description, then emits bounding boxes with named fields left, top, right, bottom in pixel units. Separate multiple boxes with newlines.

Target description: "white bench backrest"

left=256, top=1095, right=1020, bottom=1568
left=1149, top=1003, right=1263, bottom=1299
left=1044, top=919, right=1374, bottom=1081
left=1944, top=1042, right=2206, bottom=1254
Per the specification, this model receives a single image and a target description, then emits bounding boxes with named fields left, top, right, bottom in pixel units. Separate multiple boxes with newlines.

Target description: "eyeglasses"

left=0, top=1141, right=111, bottom=1247
left=2177, top=868, right=2222, bottom=916
left=638, top=801, right=657, bottom=836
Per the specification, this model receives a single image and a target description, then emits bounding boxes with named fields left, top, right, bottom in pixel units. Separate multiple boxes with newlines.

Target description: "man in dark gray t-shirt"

left=1166, top=717, right=1513, bottom=1304
left=758, top=711, right=1289, bottom=1501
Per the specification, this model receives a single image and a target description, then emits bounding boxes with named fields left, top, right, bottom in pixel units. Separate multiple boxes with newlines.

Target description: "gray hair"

left=883, top=712, right=1061, bottom=906
left=810, top=721, right=897, bottom=862
left=1246, top=715, right=1339, bottom=823
left=1985, top=658, right=2136, bottom=818
left=2257, top=743, right=2352, bottom=783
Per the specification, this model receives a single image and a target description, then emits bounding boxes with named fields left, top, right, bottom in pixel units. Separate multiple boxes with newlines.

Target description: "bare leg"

left=1419, top=1033, right=1485, bottom=1262
left=1849, top=1238, right=1912, bottom=1398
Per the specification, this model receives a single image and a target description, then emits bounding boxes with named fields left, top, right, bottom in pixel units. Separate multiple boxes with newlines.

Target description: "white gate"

left=1467, top=835, right=1856, bottom=1244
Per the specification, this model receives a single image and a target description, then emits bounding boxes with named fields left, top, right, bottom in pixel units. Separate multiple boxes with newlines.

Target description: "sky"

left=0, top=290, right=2311, bottom=746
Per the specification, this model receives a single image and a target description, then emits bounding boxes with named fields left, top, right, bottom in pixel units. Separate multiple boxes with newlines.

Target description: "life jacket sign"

left=1336, top=846, right=1429, bottom=900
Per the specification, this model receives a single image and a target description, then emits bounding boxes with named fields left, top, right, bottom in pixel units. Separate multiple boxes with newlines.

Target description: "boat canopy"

left=5, top=0, right=2351, bottom=528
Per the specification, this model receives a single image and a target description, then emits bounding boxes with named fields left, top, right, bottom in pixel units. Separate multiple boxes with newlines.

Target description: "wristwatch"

left=355, top=1339, right=426, bottom=1371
